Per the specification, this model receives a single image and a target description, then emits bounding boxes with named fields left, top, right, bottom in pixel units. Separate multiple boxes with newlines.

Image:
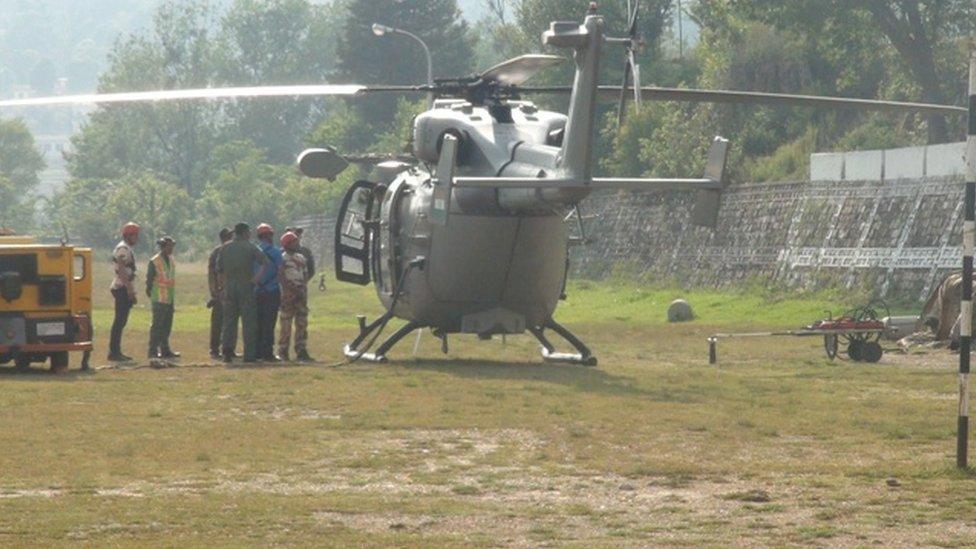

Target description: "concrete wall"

left=810, top=142, right=966, bottom=182
left=576, top=142, right=968, bottom=301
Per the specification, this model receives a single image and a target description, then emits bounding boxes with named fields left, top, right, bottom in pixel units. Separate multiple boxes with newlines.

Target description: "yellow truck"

left=0, top=236, right=93, bottom=371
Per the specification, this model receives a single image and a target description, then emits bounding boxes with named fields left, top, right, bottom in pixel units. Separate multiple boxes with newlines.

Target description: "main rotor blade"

left=522, top=86, right=967, bottom=116
left=0, top=84, right=366, bottom=108
left=479, top=54, right=565, bottom=86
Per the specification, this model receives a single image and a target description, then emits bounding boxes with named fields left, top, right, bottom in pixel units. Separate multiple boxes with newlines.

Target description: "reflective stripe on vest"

left=151, top=254, right=176, bottom=304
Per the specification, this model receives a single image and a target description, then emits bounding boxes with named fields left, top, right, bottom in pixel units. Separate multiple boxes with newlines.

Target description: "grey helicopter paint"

left=301, top=6, right=730, bottom=365
left=6, top=3, right=966, bottom=366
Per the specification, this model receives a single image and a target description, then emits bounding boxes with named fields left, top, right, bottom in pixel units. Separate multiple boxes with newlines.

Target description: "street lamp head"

left=372, top=23, right=392, bottom=37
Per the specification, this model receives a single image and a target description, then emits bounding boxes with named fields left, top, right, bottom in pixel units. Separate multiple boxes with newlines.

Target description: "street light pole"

left=372, top=24, right=434, bottom=108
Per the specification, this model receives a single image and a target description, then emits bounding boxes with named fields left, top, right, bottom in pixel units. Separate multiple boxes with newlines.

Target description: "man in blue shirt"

left=254, top=223, right=284, bottom=362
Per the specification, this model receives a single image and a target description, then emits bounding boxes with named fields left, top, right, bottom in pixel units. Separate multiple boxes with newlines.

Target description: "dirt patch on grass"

left=2, top=426, right=975, bottom=544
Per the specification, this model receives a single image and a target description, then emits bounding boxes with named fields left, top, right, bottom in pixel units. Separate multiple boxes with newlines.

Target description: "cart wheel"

left=14, top=356, right=31, bottom=371
left=861, top=341, right=883, bottom=364
left=823, top=334, right=838, bottom=360
left=847, top=340, right=864, bottom=362
left=49, top=352, right=69, bottom=373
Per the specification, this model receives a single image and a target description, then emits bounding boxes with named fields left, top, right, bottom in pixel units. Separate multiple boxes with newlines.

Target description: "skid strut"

left=530, top=320, right=598, bottom=366
left=343, top=315, right=423, bottom=363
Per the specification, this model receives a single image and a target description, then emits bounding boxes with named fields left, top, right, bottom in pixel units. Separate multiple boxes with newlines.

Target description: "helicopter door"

left=334, top=180, right=376, bottom=285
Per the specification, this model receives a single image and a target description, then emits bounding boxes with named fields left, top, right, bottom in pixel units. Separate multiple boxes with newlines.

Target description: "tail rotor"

left=616, top=0, right=643, bottom=125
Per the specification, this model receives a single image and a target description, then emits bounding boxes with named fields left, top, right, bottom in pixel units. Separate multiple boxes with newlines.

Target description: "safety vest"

left=151, top=254, right=176, bottom=304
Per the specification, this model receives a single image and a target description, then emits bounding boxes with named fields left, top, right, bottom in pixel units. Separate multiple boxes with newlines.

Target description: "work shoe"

left=107, top=353, right=131, bottom=362
left=296, top=350, right=315, bottom=363
left=159, top=350, right=181, bottom=359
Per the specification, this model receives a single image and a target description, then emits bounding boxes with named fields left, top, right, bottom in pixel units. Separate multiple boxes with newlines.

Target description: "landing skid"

left=530, top=320, right=598, bottom=367
left=343, top=314, right=423, bottom=363
left=343, top=315, right=596, bottom=366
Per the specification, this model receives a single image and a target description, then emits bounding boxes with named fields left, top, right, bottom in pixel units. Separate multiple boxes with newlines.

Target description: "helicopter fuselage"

left=327, top=11, right=728, bottom=364
left=369, top=100, right=576, bottom=335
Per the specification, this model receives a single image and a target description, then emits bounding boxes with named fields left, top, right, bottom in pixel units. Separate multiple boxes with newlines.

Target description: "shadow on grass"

left=393, top=357, right=693, bottom=400
left=0, top=366, right=96, bottom=381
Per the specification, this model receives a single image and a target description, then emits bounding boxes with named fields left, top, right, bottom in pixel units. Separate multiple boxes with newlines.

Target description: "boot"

left=296, top=349, right=315, bottom=363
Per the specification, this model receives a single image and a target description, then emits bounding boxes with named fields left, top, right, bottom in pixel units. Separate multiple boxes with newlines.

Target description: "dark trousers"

left=222, top=281, right=257, bottom=361
left=149, top=302, right=174, bottom=357
left=210, top=300, right=224, bottom=353
left=256, top=289, right=281, bottom=360
left=109, top=288, right=133, bottom=356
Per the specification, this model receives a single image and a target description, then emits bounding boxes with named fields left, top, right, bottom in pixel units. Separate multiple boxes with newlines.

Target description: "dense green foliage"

left=336, top=0, right=475, bottom=127
left=0, top=0, right=966, bottom=252
left=0, top=119, right=45, bottom=230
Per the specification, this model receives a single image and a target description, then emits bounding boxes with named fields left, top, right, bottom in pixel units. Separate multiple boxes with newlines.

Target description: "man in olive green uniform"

left=146, top=236, right=179, bottom=359
left=207, top=227, right=233, bottom=358
left=218, top=223, right=269, bottom=363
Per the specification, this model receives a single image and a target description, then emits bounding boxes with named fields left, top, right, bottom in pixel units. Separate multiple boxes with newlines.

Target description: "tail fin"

left=690, top=137, right=730, bottom=228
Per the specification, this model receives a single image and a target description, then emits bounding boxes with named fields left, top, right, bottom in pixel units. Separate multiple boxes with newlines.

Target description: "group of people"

left=107, top=221, right=317, bottom=364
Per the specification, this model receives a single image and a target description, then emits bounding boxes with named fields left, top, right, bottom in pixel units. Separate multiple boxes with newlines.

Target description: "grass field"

left=0, top=263, right=973, bottom=545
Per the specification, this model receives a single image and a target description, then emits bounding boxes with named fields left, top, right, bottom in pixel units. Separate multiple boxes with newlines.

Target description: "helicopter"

left=1, top=2, right=965, bottom=366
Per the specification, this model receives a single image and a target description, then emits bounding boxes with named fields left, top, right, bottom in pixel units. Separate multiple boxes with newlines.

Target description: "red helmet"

left=255, top=223, right=274, bottom=237
left=121, top=222, right=141, bottom=238
left=280, top=231, right=299, bottom=249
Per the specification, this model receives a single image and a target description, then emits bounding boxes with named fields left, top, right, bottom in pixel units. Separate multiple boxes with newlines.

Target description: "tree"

left=66, top=0, right=221, bottom=195
left=728, top=0, right=976, bottom=144
left=215, top=0, right=342, bottom=163
left=336, top=0, right=475, bottom=127
left=105, top=173, right=194, bottom=246
left=48, top=174, right=191, bottom=249
left=198, top=140, right=288, bottom=235
left=47, top=178, right=117, bottom=246
left=0, top=118, right=45, bottom=230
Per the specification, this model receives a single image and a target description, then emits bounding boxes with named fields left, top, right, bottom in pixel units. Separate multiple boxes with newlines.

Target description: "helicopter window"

left=342, top=212, right=366, bottom=244
left=340, top=257, right=365, bottom=276
left=334, top=181, right=375, bottom=286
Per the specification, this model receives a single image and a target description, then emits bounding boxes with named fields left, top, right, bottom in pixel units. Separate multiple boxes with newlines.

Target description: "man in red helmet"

left=277, top=231, right=313, bottom=362
left=108, top=222, right=140, bottom=362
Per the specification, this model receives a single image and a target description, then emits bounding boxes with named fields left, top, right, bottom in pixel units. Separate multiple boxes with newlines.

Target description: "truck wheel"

left=14, top=356, right=30, bottom=371
left=50, top=352, right=69, bottom=373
